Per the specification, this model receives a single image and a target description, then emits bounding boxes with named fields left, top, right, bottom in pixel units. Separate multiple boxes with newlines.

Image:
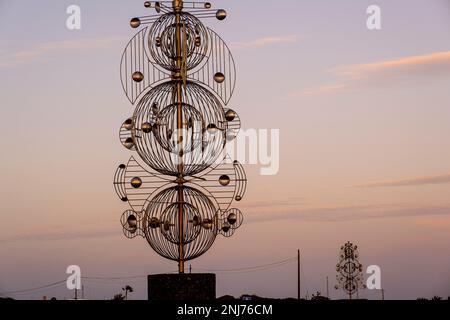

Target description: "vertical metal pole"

left=381, top=288, right=385, bottom=300
left=173, top=0, right=185, bottom=274
left=297, top=249, right=300, bottom=300
left=326, top=276, right=329, bottom=299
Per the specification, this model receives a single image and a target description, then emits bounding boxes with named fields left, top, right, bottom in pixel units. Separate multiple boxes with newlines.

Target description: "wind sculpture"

left=335, top=241, right=366, bottom=299
left=113, top=1, right=246, bottom=274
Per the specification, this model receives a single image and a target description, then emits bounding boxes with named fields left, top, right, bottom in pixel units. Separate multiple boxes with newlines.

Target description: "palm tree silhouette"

left=122, top=285, right=134, bottom=300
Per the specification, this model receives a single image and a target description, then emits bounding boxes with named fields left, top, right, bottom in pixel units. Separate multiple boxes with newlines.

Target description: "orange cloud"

left=354, top=173, right=450, bottom=188
left=0, top=37, right=125, bottom=68
left=294, top=51, right=450, bottom=96
left=414, top=216, right=450, bottom=229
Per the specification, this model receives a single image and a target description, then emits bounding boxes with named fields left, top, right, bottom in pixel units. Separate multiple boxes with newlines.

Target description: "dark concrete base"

left=148, top=273, right=216, bottom=301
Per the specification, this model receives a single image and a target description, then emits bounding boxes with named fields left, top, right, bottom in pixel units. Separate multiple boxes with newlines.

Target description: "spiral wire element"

left=114, top=0, right=246, bottom=273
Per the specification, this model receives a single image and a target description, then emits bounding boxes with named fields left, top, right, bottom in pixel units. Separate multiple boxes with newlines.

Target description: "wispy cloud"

left=246, top=204, right=450, bottom=224
left=354, top=173, right=450, bottom=188
left=293, top=51, right=450, bottom=96
left=230, top=35, right=298, bottom=50
left=2, top=202, right=450, bottom=243
left=0, top=37, right=125, bottom=69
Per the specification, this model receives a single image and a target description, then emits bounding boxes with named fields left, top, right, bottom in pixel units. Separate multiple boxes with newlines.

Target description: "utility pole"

left=297, top=249, right=300, bottom=300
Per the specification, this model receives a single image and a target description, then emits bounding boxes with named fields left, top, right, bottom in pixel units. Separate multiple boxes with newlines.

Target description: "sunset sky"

left=1, top=0, right=449, bottom=300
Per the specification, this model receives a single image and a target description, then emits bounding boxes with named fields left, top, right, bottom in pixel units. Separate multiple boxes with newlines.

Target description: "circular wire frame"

left=142, top=185, right=219, bottom=261
left=133, top=80, right=228, bottom=177
left=148, top=12, right=209, bottom=72
left=121, top=210, right=143, bottom=238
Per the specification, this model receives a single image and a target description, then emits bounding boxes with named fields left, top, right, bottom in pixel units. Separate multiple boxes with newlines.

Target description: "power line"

left=0, top=257, right=297, bottom=295
left=195, top=256, right=297, bottom=273
left=0, top=279, right=66, bottom=295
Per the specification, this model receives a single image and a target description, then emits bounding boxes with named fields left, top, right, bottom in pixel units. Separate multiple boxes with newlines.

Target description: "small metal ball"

left=235, top=195, right=242, bottom=201
left=192, top=215, right=201, bottom=227
left=123, top=118, right=133, bottom=130
left=206, top=123, right=218, bottom=133
left=204, top=2, right=211, bottom=9
left=121, top=196, right=128, bottom=202
left=144, top=1, right=151, bottom=8
left=127, top=215, right=137, bottom=228
left=155, top=1, right=161, bottom=13
left=149, top=217, right=159, bottom=229
left=155, top=37, right=161, bottom=47
left=132, top=71, right=144, bottom=82
left=225, top=109, right=236, bottom=121
left=130, top=17, right=141, bottom=28
left=119, top=164, right=126, bottom=169
left=202, top=219, right=213, bottom=230
left=219, top=175, right=230, bottom=186
left=195, top=36, right=201, bottom=47
left=123, top=137, right=135, bottom=150
left=227, top=212, right=237, bottom=225
left=141, top=122, right=152, bottom=133
left=130, top=177, right=143, bottom=188
left=216, top=9, right=227, bottom=21
left=214, top=72, right=225, bottom=83
left=221, top=222, right=230, bottom=233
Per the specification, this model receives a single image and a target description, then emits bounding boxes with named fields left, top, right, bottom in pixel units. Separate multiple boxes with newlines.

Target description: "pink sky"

left=0, top=0, right=449, bottom=299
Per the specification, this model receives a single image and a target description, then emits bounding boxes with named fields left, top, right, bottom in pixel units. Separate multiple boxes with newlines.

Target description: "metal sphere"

left=206, top=123, right=218, bottom=133
left=132, top=71, right=144, bottom=82
left=221, top=222, right=230, bottom=233
left=214, top=72, right=225, bottom=83
left=149, top=217, right=160, bottom=229
left=219, top=174, right=230, bottom=186
left=141, top=122, right=152, bottom=133
left=144, top=1, right=151, bottom=8
left=205, top=2, right=212, bottom=9
left=235, top=195, right=242, bottom=201
left=225, top=109, right=236, bottom=121
left=127, top=214, right=138, bottom=229
left=131, top=177, right=143, bottom=188
left=122, top=118, right=133, bottom=130
left=202, top=218, right=213, bottom=230
left=227, top=212, right=237, bottom=225
left=130, top=17, right=141, bottom=28
left=225, top=208, right=243, bottom=229
left=123, top=137, right=135, bottom=150
left=216, top=9, right=227, bottom=21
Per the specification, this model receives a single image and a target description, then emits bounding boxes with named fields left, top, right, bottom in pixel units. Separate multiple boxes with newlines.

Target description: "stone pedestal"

left=148, top=273, right=216, bottom=300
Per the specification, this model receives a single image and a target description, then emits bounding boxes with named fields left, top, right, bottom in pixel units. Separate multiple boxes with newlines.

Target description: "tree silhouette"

left=113, top=293, right=125, bottom=300
left=122, top=285, right=134, bottom=300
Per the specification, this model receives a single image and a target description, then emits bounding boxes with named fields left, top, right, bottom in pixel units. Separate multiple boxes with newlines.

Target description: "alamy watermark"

left=66, top=5, right=81, bottom=30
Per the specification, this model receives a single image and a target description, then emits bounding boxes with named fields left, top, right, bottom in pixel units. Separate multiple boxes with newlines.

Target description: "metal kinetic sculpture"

left=335, top=241, right=366, bottom=299
left=113, top=1, right=246, bottom=274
